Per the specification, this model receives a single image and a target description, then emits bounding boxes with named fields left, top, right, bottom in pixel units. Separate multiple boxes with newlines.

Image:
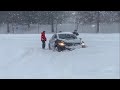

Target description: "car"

left=48, top=32, right=84, bottom=52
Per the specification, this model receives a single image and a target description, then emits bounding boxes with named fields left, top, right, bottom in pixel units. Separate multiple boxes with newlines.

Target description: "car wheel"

left=57, top=46, right=62, bottom=52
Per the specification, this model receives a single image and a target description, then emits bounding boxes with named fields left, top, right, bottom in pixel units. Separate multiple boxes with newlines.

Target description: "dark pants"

left=42, top=40, right=46, bottom=49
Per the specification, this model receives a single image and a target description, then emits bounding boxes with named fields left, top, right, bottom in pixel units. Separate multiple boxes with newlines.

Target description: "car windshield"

left=58, top=34, right=77, bottom=39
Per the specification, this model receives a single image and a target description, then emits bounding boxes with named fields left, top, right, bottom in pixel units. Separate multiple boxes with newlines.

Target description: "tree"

left=42, top=11, right=68, bottom=32
left=96, top=11, right=100, bottom=33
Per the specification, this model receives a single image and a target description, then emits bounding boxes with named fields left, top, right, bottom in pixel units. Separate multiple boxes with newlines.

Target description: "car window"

left=54, top=34, right=57, bottom=38
left=51, top=35, right=55, bottom=39
left=58, top=34, right=77, bottom=39
left=52, top=34, right=57, bottom=39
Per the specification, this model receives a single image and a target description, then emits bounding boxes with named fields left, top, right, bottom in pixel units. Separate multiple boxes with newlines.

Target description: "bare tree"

left=96, top=11, right=100, bottom=33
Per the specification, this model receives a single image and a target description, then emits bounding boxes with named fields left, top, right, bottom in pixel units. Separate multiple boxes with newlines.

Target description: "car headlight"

left=58, top=42, right=65, bottom=46
left=81, top=43, right=85, bottom=46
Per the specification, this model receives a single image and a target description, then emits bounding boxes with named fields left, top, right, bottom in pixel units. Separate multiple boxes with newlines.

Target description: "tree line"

left=0, top=11, right=120, bottom=33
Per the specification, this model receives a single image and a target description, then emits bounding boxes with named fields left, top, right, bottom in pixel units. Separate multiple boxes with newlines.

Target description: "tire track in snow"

left=1, top=48, right=34, bottom=70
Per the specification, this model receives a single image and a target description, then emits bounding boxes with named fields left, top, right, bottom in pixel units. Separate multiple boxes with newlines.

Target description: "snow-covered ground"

left=0, top=33, right=119, bottom=79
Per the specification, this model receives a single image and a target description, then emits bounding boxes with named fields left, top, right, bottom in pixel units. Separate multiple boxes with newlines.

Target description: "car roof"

left=56, top=32, right=73, bottom=35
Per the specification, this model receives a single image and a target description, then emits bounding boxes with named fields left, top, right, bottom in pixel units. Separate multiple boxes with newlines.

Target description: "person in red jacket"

left=41, top=31, right=47, bottom=49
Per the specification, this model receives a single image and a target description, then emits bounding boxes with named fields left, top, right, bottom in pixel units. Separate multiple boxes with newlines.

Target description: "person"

left=73, top=30, right=79, bottom=36
left=41, top=31, right=47, bottom=49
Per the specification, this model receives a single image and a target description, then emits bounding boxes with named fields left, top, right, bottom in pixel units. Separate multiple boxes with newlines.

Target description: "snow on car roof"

left=56, top=32, right=73, bottom=34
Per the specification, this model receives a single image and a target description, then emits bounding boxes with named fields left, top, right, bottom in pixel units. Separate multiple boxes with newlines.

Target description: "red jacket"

left=41, top=32, right=46, bottom=41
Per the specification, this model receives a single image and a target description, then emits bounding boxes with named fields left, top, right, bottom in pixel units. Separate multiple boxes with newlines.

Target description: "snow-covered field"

left=0, top=33, right=119, bottom=79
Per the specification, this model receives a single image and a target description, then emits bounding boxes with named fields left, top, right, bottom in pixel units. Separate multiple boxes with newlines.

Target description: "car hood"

left=59, top=39, right=80, bottom=43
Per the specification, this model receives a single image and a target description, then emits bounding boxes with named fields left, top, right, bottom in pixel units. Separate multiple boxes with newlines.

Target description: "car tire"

left=57, top=46, right=62, bottom=52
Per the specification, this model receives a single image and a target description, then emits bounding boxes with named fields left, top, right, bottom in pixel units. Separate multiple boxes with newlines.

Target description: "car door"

left=50, top=34, right=57, bottom=49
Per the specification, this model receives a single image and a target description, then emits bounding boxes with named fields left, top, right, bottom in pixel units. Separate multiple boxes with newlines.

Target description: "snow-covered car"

left=48, top=32, right=84, bottom=52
